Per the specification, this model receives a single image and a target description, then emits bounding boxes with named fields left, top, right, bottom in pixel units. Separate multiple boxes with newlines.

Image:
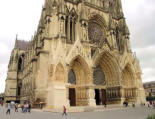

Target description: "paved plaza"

left=0, top=106, right=154, bottom=119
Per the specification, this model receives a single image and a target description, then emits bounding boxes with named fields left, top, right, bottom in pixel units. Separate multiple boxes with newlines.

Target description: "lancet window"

left=65, top=12, right=76, bottom=43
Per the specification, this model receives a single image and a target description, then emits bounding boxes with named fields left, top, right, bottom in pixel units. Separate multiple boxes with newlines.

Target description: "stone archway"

left=122, top=64, right=137, bottom=102
left=93, top=52, right=121, bottom=104
left=94, top=52, right=119, bottom=87
left=68, top=55, right=91, bottom=106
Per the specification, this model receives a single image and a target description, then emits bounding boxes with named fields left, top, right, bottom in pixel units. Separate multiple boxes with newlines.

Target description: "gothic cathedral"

left=5, top=0, right=145, bottom=111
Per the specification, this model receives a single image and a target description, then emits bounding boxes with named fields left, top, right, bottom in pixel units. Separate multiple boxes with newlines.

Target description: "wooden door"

left=101, top=89, right=106, bottom=105
left=69, top=88, right=76, bottom=106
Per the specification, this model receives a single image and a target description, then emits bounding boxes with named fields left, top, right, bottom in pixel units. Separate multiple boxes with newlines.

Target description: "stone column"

left=88, top=88, right=96, bottom=106
left=72, top=18, right=74, bottom=42
left=67, top=16, right=70, bottom=43
left=62, top=19, right=65, bottom=37
left=73, top=19, right=76, bottom=42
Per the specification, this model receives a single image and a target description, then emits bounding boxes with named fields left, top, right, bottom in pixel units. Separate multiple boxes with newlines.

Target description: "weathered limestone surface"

left=5, top=0, right=145, bottom=111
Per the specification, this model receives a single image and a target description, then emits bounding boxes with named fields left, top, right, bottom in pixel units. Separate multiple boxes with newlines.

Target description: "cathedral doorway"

left=95, top=89, right=101, bottom=105
left=122, top=64, right=136, bottom=102
left=69, top=88, right=76, bottom=106
left=68, top=55, right=91, bottom=106
left=95, top=89, right=106, bottom=105
left=93, top=52, right=120, bottom=103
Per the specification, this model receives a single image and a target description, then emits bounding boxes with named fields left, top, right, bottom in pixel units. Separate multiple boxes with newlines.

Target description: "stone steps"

left=42, top=104, right=124, bottom=113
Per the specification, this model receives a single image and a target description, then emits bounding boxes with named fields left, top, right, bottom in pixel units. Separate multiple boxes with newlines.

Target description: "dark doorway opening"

left=101, top=89, right=106, bottom=105
left=17, top=86, right=21, bottom=96
left=15, top=100, right=20, bottom=103
left=95, top=89, right=101, bottom=105
left=69, top=88, right=76, bottom=106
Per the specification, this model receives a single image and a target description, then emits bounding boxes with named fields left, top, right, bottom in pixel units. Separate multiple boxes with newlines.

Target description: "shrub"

left=147, top=114, right=155, bottom=119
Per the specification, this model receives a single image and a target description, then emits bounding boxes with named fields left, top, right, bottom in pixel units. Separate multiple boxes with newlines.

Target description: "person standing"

left=28, top=104, right=31, bottom=113
left=21, top=104, right=24, bottom=112
left=6, top=103, right=11, bottom=115
left=23, top=103, right=27, bottom=113
left=62, top=106, right=67, bottom=117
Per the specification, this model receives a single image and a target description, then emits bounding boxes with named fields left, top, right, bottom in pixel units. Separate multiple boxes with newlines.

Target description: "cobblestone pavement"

left=0, top=106, right=154, bottom=119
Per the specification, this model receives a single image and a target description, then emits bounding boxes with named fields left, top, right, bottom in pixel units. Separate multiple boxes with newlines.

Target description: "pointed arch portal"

left=93, top=52, right=121, bottom=104
left=68, top=55, right=90, bottom=106
left=122, top=64, right=137, bottom=102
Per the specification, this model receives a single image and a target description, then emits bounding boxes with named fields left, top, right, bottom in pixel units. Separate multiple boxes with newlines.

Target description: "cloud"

left=0, top=0, right=44, bottom=40
left=0, top=0, right=44, bottom=93
left=134, top=45, right=155, bottom=82
left=0, top=64, right=8, bottom=93
left=122, top=0, right=155, bottom=83
left=122, top=0, right=155, bottom=48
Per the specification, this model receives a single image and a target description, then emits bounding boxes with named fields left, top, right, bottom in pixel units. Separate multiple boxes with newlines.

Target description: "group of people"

left=123, top=100, right=155, bottom=108
left=21, top=103, right=31, bottom=113
left=5, top=102, right=31, bottom=115
left=146, top=100, right=155, bottom=108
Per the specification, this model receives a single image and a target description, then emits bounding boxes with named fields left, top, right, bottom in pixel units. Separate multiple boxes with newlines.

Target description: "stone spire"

left=14, top=34, right=18, bottom=49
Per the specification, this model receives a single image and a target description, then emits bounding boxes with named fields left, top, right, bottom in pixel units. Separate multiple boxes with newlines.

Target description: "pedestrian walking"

left=15, top=103, right=18, bottom=112
left=62, top=106, right=67, bottom=117
left=6, top=103, right=11, bottom=115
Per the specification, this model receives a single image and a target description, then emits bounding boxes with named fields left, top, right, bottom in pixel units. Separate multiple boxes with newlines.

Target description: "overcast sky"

left=0, top=0, right=155, bottom=93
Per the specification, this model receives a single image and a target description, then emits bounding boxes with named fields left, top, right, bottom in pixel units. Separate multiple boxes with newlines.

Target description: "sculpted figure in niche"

left=115, top=26, right=125, bottom=53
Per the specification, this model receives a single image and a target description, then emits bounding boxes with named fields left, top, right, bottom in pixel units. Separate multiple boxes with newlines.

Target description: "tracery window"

left=88, top=21, right=104, bottom=44
left=68, top=69, right=76, bottom=84
left=93, top=66, right=106, bottom=85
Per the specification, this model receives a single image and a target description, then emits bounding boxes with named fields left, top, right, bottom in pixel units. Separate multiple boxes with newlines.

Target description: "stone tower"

left=5, top=0, right=145, bottom=111
left=5, top=36, right=29, bottom=103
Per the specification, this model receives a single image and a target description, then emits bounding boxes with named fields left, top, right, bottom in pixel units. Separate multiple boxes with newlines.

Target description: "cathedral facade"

left=5, top=0, right=145, bottom=111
